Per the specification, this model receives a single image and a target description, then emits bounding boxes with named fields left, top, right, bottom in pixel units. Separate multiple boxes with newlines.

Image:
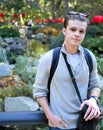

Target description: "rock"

left=34, top=33, right=48, bottom=44
left=4, top=37, right=14, bottom=44
left=15, top=37, right=26, bottom=46
left=2, top=37, right=27, bottom=64
left=4, top=96, right=39, bottom=112
left=0, top=63, right=15, bottom=77
left=0, top=47, right=8, bottom=63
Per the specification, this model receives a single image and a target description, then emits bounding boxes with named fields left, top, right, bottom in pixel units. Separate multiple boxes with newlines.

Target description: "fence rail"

left=0, top=109, right=103, bottom=130
left=0, top=110, right=47, bottom=128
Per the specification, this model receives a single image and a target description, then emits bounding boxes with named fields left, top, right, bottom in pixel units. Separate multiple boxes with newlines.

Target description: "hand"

left=47, top=113, right=67, bottom=128
left=80, top=98, right=101, bottom=121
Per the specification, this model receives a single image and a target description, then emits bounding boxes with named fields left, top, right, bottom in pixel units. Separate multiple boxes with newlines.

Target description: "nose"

left=75, top=31, right=80, bottom=37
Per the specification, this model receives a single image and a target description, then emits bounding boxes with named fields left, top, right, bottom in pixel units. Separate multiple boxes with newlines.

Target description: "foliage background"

left=0, top=0, right=103, bottom=130
left=0, top=0, right=103, bottom=22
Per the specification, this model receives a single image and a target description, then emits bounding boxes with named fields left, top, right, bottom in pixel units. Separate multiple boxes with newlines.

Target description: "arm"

left=80, top=51, right=101, bottom=121
left=80, top=88, right=101, bottom=121
left=37, top=96, right=67, bottom=128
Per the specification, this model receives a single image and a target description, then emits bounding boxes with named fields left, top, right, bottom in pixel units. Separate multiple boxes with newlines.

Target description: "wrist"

left=89, top=96, right=99, bottom=104
left=45, top=110, right=53, bottom=120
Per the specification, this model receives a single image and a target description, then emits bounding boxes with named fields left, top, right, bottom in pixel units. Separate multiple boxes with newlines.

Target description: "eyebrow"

left=69, top=26, right=86, bottom=30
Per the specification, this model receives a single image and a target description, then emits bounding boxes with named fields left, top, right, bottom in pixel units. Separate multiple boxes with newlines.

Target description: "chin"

left=71, top=43, right=80, bottom=46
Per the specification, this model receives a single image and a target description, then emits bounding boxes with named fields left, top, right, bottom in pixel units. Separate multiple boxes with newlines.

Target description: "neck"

left=64, top=44, right=79, bottom=54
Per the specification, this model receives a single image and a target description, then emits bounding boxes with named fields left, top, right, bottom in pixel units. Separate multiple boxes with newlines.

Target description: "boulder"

left=4, top=96, right=39, bottom=112
left=0, top=63, right=14, bottom=77
left=4, top=37, right=14, bottom=44
left=34, top=33, right=48, bottom=44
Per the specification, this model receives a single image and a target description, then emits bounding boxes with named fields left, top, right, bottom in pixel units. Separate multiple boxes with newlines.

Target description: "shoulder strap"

left=62, top=52, right=82, bottom=103
left=47, top=47, right=61, bottom=102
left=83, top=47, right=93, bottom=73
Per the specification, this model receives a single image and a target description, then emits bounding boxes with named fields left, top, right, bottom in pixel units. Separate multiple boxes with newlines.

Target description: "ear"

left=62, top=28, right=66, bottom=35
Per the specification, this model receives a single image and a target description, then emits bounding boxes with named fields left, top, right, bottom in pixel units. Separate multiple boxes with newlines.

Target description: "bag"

left=77, top=105, right=101, bottom=130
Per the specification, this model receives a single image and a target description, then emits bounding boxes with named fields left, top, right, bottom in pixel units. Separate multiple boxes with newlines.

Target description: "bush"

left=13, top=56, right=37, bottom=84
left=98, top=24, right=103, bottom=36
left=86, top=23, right=103, bottom=38
left=0, top=27, right=20, bottom=38
left=97, top=57, right=103, bottom=76
left=86, top=25, right=101, bottom=38
left=82, top=37, right=103, bottom=56
left=49, top=32, right=64, bottom=49
left=32, top=25, right=40, bottom=34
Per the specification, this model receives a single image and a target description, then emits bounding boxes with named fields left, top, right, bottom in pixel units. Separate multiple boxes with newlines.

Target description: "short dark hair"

left=63, top=11, right=90, bottom=28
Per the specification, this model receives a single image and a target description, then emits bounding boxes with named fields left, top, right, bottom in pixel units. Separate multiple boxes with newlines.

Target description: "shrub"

left=49, top=32, right=64, bottom=49
left=13, top=56, right=37, bottom=84
left=32, top=25, right=40, bottom=34
left=98, top=24, right=103, bottom=36
left=97, top=57, right=103, bottom=76
left=82, top=37, right=103, bottom=56
left=0, top=27, right=20, bottom=38
left=86, top=25, right=101, bottom=38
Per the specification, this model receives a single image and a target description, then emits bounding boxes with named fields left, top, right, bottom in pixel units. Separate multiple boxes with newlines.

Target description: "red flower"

left=22, top=13, right=26, bottom=18
left=56, top=19, right=61, bottom=23
left=35, top=19, right=42, bottom=23
left=91, top=15, right=103, bottom=23
left=55, top=18, right=64, bottom=23
left=43, top=19, right=48, bottom=23
left=50, top=19, right=55, bottom=23
left=0, top=13, right=5, bottom=18
left=14, top=14, right=18, bottom=19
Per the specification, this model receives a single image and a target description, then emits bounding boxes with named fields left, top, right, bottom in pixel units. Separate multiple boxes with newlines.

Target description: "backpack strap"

left=83, top=47, right=93, bottom=73
left=47, top=47, right=61, bottom=102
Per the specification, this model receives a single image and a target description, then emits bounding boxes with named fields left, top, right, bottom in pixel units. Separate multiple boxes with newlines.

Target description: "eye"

left=79, top=30, right=85, bottom=33
left=70, top=28, right=76, bottom=32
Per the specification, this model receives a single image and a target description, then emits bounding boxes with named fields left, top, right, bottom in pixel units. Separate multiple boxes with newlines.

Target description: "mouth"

left=72, top=38, right=80, bottom=42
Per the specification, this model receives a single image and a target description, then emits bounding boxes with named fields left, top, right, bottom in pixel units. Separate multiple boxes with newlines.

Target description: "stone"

left=4, top=37, right=14, bottom=44
left=4, top=96, right=39, bottom=111
left=34, top=33, right=48, bottom=44
left=0, top=47, right=8, bottom=63
left=0, top=63, right=15, bottom=77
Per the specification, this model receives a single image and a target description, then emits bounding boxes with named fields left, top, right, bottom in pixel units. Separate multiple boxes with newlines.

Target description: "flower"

left=14, top=14, right=18, bottom=19
left=0, top=13, right=5, bottom=18
left=22, top=13, right=26, bottom=18
left=91, top=15, right=103, bottom=23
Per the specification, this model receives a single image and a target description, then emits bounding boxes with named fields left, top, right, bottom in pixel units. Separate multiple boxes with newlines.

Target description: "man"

left=33, top=11, right=101, bottom=130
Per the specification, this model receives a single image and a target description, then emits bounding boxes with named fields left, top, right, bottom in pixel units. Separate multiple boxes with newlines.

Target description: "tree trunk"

left=64, top=0, right=69, bottom=16
left=51, top=0, right=56, bottom=19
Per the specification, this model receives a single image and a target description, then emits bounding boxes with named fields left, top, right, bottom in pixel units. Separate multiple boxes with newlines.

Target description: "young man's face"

left=62, top=20, right=87, bottom=47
